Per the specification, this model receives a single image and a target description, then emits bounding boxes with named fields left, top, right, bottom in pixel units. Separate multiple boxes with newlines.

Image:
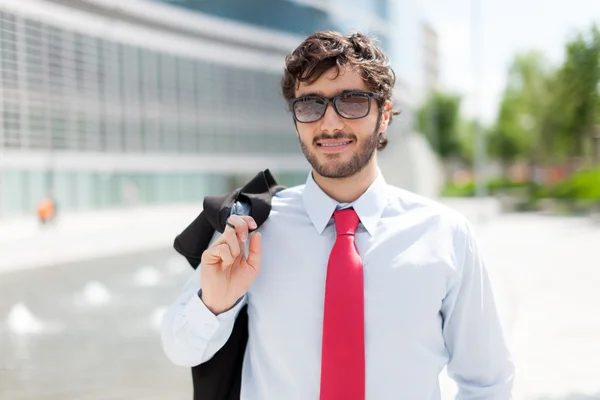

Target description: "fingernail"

left=242, top=234, right=248, bottom=242
left=250, top=221, right=257, bottom=229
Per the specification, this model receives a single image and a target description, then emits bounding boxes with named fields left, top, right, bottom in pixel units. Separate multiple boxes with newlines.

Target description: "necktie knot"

left=333, top=208, right=360, bottom=236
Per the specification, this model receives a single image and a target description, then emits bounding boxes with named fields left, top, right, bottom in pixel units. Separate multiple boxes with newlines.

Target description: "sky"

left=417, top=0, right=600, bottom=125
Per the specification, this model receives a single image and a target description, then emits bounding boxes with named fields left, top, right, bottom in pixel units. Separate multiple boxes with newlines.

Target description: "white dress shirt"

left=161, top=170, right=515, bottom=399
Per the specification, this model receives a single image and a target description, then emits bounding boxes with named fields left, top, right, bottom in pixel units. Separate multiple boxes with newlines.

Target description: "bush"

left=546, top=167, right=600, bottom=200
left=442, top=167, right=600, bottom=201
left=531, top=167, right=600, bottom=200
left=441, top=178, right=530, bottom=197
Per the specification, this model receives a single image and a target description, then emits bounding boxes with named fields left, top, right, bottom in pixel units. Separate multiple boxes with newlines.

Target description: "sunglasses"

left=288, top=91, right=382, bottom=123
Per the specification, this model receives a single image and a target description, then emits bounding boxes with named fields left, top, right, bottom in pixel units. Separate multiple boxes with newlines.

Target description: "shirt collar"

left=302, top=169, right=388, bottom=236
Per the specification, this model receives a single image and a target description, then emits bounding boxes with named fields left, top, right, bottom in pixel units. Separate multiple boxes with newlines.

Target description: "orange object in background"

left=37, top=197, right=56, bottom=224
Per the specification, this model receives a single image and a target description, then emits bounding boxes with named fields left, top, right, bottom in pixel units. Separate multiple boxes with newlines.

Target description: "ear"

left=378, top=100, right=392, bottom=133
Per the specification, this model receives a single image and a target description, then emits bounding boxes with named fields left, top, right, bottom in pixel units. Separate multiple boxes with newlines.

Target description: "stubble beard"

left=299, top=115, right=382, bottom=179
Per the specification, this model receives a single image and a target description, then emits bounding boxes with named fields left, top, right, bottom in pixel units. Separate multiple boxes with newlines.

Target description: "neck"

left=312, top=158, right=379, bottom=203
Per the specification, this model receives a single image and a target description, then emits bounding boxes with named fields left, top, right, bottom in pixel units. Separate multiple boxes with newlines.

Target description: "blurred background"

left=0, top=0, right=598, bottom=399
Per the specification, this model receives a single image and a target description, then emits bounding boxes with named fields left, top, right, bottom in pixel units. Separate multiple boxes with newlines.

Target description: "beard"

left=299, top=114, right=382, bottom=179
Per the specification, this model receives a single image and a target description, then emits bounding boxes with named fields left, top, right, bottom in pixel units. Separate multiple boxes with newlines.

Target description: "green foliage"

left=443, top=167, right=600, bottom=203
left=488, top=51, right=553, bottom=165
left=537, top=167, right=600, bottom=200
left=456, top=118, right=492, bottom=166
left=489, top=24, right=600, bottom=166
left=441, top=178, right=530, bottom=197
left=417, top=91, right=463, bottom=160
left=553, top=25, right=600, bottom=157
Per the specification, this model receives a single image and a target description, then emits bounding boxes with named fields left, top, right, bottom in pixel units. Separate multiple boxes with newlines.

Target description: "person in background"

left=37, top=194, right=56, bottom=225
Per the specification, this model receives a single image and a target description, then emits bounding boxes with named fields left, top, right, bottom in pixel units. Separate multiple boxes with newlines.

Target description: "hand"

left=200, top=215, right=261, bottom=315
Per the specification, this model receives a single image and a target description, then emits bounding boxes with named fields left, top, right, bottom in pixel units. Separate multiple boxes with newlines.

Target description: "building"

left=421, top=22, right=440, bottom=93
left=0, top=0, right=409, bottom=217
left=375, top=1, right=444, bottom=198
left=151, top=0, right=391, bottom=45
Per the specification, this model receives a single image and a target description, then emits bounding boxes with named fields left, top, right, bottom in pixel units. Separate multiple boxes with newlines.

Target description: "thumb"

left=245, top=232, right=262, bottom=273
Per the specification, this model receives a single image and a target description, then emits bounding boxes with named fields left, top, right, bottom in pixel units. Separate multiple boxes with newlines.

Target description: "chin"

left=315, top=162, right=362, bottom=179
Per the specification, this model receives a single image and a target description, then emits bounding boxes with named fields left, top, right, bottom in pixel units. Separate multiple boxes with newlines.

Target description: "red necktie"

left=320, top=208, right=365, bottom=400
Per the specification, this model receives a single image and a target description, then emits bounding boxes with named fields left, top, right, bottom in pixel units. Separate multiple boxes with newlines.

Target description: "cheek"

left=296, top=123, right=316, bottom=142
left=351, top=118, right=377, bottom=136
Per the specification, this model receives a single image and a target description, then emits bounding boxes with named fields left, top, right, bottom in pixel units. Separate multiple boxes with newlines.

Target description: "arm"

left=160, top=263, right=247, bottom=367
left=441, top=221, right=515, bottom=399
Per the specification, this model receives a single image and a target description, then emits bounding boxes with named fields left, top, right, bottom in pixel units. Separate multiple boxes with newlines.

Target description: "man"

left=161, top=31, right=514, bottom=399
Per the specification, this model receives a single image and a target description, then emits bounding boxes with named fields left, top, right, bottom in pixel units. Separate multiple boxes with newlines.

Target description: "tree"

left=488, top=51, right=554, bottom=177
left=553, top=24, right=600, bottom=159
left=417, top=91, right=462, bottom=161
left=488, top=95, right=524, bottom=174
left=456, top=118, right=476, bottom=166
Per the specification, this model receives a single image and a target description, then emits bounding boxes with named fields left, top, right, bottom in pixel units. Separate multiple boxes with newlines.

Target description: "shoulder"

left=271, top=184, right=305, bottom=206
left=386, top=185, right=469, bottom=228
left=267, top=184, right=307, bottom=217
left=384, top=185, right=475, bottom=255
left=255, top=184, right=310, bottom=237
left=273, top=184, right=305, bottom=201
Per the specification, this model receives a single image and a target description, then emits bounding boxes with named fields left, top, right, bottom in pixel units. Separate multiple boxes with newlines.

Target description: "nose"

left=319, top=102, right=344, bottom=134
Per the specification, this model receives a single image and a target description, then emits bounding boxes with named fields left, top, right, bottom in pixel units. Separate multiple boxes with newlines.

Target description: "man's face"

left=293, top=66, right=390, bottom=179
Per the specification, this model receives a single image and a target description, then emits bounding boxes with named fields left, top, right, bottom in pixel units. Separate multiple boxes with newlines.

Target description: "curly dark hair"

left=281, top=31, right=400, bottom=150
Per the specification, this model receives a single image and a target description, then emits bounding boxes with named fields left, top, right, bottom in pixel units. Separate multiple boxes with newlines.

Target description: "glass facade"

left=0, top=7, right=308, bottom=217
left=152, top=0, right=391, bottom=48
left=0, top=167, right=308, bottom=216
left=152, top=0, right=332, bottom=36
left=1, top=169, right=223, bottom=215
left=0, top=11, right=295, bottom=154
left=0, top=0, right=398, bottom=218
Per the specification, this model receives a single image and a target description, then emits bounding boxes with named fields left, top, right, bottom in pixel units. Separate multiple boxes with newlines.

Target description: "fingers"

left=246, top=232, right=262, bottom=272
left=223, top=226, right=241, bottom=260
left=203, top=215, right=260, bottom=270
left=216, top=243, right=234, bottom=265
left=202, top=243, right=233, bottom=267
left=225, top=215, right=257, bottom=242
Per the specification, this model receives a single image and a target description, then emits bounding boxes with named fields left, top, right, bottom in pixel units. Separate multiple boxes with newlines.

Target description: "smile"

left=316, top=140, right=353, bottom=154
left=317, top=141, right=353, bottom=147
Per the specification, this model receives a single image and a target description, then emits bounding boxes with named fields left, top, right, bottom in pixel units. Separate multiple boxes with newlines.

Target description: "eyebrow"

left=295, top=88, right=366, bottom=98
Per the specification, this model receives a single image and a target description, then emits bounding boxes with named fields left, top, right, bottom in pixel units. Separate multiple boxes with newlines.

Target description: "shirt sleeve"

left=441, top=220, right=515, bottom=399
left=160, top=233, right=248, bottom=367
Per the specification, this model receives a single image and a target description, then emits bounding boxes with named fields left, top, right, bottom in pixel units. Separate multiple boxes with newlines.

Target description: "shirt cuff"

left=181, top=290, right=246, bottom=340
left=196, top=289, right=244, bottom=315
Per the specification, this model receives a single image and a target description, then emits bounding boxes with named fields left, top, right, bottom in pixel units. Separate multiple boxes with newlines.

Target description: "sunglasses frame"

left=288, top=90, right=383, bottom=123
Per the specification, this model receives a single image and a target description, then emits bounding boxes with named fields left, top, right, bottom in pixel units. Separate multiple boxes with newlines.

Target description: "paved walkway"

left=0, top=204, right=201, bottom=274
left=2, top=199, right=599, bottom=399
left=483, top=215, right=600, bottom=399
left=0, top=197, right=500, bottom=274
left=438, top=213, right=600, bottom=400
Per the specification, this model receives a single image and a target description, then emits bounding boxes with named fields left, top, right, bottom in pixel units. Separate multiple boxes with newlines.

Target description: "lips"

left=318, top=141, right=352, bottom=147
left=315, top=139, right=354, bottom=154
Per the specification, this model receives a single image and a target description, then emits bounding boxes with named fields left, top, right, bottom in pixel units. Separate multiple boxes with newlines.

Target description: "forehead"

left=295, top=66, right=368, bottom=97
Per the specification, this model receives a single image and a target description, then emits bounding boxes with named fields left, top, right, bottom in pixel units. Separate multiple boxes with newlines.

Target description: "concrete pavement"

left=0, top=197, right=501, bottom=275
left=1, top=199, right=599, bottom=399
left=478, top=214, right=600, bottom=399
left=437, top=212, right=600, bottom=400
left=0, top=204, right=201, bottom=274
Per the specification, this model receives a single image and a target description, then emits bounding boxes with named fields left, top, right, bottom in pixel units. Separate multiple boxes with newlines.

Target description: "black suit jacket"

left=173, top=169, right=285, bottom=400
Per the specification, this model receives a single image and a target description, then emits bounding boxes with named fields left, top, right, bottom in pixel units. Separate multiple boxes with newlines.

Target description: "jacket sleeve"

left=160, top=231, right=248, bottom=367
left=441, top=220, right=515, bottom=399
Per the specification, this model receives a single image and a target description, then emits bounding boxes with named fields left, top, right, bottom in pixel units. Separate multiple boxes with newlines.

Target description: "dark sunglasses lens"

left=294, top=98, right=326, bottom=122
left=335, top=94, right=370, bottom=118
